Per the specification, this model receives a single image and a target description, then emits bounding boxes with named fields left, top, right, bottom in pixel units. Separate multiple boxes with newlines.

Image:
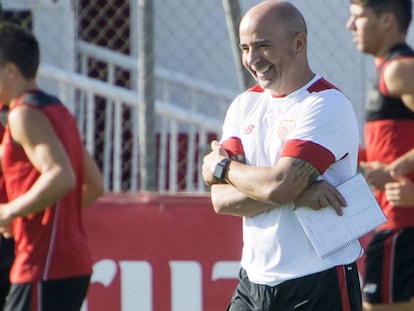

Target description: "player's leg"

left=0, top=237, right=14, bottom=309
left=226, top=268, right=265, bottom=311
left=4, top=282, right=32, bottom=311
left=343, top=262, right=364, bottom=311
left=4, top=276, right=90, bottom=311
left=228, top=263, right=362, bottom=311
left=269, top=262, right=361, bottom=311
left=362, top=228, right=414, bottom=311
left=4, top=275, right=90, bottom=311
left=42, top=275, right=90, bottom=311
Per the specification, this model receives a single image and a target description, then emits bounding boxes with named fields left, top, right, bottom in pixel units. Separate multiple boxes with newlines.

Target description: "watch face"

left=213, top=159, right=230, bottom=182
left=213, top=165, right=225, bottom=181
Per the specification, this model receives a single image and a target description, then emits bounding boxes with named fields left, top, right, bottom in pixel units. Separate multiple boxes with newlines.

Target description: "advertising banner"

left=82, top=193, right=242, bottom=311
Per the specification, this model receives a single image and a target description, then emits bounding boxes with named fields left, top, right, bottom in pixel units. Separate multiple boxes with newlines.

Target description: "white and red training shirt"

left=220, top=75, right=362, bottom=286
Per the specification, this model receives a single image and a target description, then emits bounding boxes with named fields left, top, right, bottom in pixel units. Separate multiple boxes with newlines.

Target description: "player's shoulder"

left=19, top=90, right=61, bottom=108
left=234, top=84, right=267, bottom=105
left=240, top=84, right=267, bottom=101
left=383, top=43, right=414, bottom=77
left=306, top=77, right=350, bottom=107
left=307, top=77, right=340, bottom=94
left=382, top=56, right=414, bottom=97
left=384, top=56, right=414, bottom=79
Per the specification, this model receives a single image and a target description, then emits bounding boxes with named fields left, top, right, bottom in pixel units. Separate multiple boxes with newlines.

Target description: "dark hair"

left=0, top=22, right=39, bottom=79
left=351, top=0, right=412, bottom=33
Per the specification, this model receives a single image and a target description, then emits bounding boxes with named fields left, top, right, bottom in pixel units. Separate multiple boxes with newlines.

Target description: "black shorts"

left=4, top=275, right=90, bottom=311
left=362, top=228, right=414, bottom=304
left=227, top=263, right=362, bottom=311
left=0, top=237, right=14, bottom=310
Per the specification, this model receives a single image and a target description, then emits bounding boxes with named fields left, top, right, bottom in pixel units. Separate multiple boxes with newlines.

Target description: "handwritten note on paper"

left=294, top=174, right=386, bottom=259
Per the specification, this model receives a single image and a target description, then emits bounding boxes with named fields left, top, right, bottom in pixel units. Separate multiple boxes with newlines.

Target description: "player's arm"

left=81, top=147, right=104, bottom=209
left=0, top=145, right=3, bottom=175
left=382, top=149, right=414, bottom=207
left=0, top=105, right=75, bottom=224
left=385, top=173, right=414, bottom=207
left=223, top=156, right=319, bottom=204
left=359, top=161, right=391, bottom=191
left=203, top=141, right=345, bottom=216
left=361, top=148, right=414, bottom=191
left=203, top=141, right=319, bottom=204
left=388, top=148, right=414, bottom=176
left=210, top=178, right=345, bottom=217
left=383, top=57, right=414, bottom=112
left=210, top=184, right=276, bottom=217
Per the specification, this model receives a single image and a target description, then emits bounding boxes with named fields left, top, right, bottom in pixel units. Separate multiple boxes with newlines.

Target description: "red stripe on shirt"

left=248, top=85, right=264, bottom=93
left=31, top=281, right=40, bottom=311
left=221, top=137, right=245, bottom=157
left=280, top=139, right=335, bottom=174
left=336, top=265, right=351, bottom=311
left=379, top=69, right=388, bottom=95
left=382, top=230, right=398, bottom=303
left=307, top=77, right=339, bottom=93
left=221, top=137, right=246, bottom=163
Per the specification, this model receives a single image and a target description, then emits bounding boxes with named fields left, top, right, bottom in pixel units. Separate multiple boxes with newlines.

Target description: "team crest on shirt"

left=244, top=124, right=255, bottom=134
left=277, top=119, right=294, bottom=141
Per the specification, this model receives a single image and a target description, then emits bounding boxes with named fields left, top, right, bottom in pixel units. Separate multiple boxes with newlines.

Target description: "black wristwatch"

left=213, top=158, right=231, bottom=183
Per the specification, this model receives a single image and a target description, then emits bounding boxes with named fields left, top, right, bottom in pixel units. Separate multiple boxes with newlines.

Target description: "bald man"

left=202, top=1, right=362, bottom=310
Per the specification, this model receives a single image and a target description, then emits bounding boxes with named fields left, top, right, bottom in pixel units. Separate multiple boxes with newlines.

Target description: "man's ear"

left=4, top=62, right=19, bottom=79
left=294, top=32, right=306, bottom=53
left=379, top=12, right=396, bottom=31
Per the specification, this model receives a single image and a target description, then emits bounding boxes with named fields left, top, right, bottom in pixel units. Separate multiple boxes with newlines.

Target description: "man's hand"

left=388, top=153, right=414, bottom=176
left=0, top=224, right=12, bottom=239
left=202, top=140, right=229, bottom=185
left=0, top=205, right=13, bottom=238
left=295, top=180, right=347, bottom=216
left=360, top=161, right=392, bottom=191
left=385, top=172, right=414, bottom=207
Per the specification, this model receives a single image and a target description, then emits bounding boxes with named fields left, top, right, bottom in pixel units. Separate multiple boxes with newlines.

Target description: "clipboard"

left=294, top=173, right=386, bottom=259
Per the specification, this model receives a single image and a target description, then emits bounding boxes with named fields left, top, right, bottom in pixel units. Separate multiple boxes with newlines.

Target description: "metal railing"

left=38, top=41, right=234, bottom=193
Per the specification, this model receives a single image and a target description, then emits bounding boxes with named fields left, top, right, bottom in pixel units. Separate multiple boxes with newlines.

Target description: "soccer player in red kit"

left=0, top=22, right=104, bottom=311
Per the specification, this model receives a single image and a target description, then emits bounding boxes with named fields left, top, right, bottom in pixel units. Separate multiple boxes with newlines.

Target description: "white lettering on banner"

left=81, top=259, right=118, bottom=311
left=119, top=261, right=152, bottom=311
left=81, top=259, right=240, bottom=311
left=212, top=262, right=240, bottom=280
left=170, top=261, right=202, bottom=311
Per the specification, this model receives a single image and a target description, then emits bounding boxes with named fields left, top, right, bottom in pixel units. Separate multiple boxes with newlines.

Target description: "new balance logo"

left=244, top=125, right=255, bottom=134
left=363, top=283, right=378, bottom=294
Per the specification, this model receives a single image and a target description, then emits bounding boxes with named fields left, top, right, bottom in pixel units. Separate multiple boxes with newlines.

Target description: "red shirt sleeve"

left=280, top=139, right=335, bottom=174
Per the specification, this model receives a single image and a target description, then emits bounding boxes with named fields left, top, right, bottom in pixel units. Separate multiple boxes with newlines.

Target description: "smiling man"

left=202, top=1, right=363, bottom=310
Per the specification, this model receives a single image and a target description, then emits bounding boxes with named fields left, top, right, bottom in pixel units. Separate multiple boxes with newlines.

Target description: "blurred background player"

left=347, top=0, right=414, bottom=310
left=0, top=5, right=14, bottom=310
left=0, top=22, right=104, bottom=311
left=0, top=104, right=14, bottom=310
